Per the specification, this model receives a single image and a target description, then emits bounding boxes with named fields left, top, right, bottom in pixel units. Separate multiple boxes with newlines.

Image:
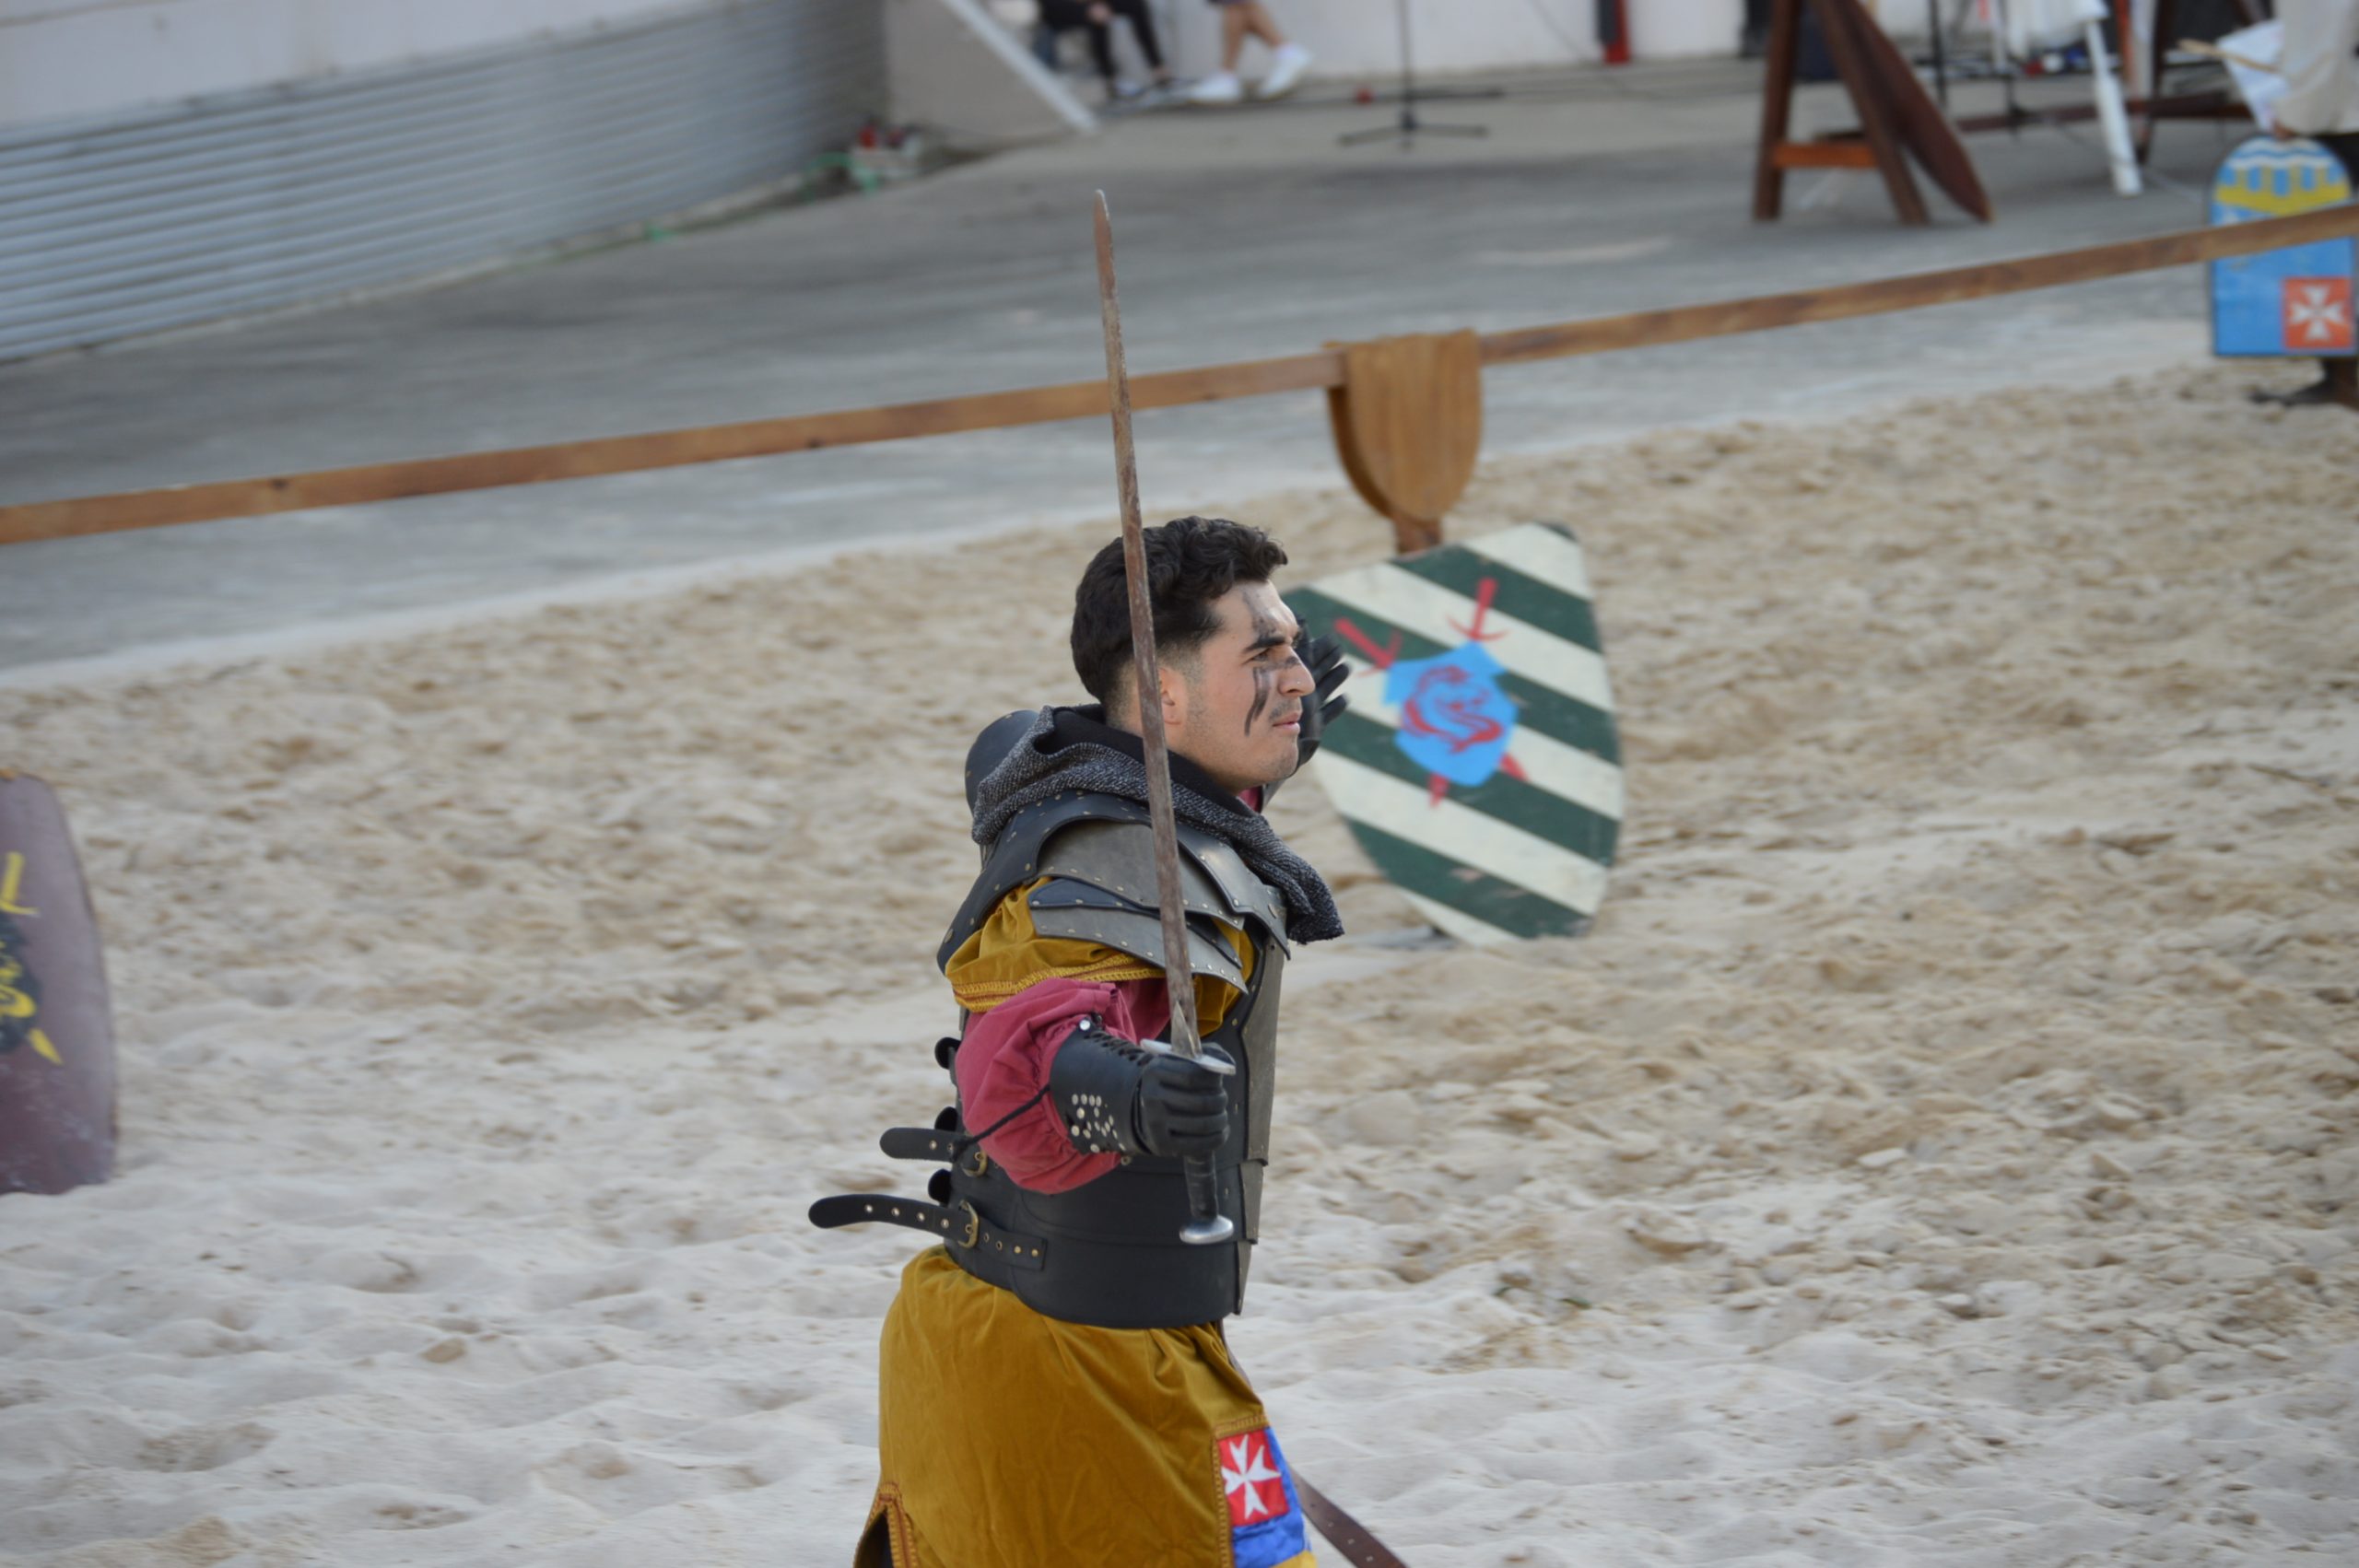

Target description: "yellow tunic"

left=857, top=888, right=1313, bottom=1568
left=939, top=876, right=1251, bottom=1024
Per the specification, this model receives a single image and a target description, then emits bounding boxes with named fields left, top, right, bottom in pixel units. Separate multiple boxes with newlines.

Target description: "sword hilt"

left=1180, top=1163, right=1235, bottom=1246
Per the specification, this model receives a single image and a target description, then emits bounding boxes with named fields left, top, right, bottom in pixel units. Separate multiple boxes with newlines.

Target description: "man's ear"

left=1156, top=665, right=1187, bottom=728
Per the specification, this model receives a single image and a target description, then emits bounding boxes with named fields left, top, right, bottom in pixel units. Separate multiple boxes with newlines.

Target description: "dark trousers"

left=2318, top=132, right=2359, bottom=182
left=2308, top=133, right=2359, bottom=398
left=1039, top=0, right=1165, bottom=82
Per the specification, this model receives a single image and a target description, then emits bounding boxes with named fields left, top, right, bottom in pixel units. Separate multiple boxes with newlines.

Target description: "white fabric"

left=2271, top=0, right=2359, bottom=135
left=2216, top=22, right=2291, bottom=131
left=2001, top=0, right=2107, bottom=58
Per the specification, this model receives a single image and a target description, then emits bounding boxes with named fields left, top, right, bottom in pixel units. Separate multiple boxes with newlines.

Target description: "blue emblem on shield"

left=1335, top=574, right=1532, bottom=806
left=1388, top=641, right=1515, bottom=788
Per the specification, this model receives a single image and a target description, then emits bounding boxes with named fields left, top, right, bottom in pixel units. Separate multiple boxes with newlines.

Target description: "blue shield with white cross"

left=2210, top=135, right=2356, bottom=359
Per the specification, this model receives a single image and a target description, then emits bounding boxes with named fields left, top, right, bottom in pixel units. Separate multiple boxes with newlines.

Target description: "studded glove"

left=1047, top=1016, right=1234, bottom=1159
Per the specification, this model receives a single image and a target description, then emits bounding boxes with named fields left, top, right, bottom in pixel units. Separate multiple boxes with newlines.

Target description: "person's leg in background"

left=1191, top=2, right=1311, bottom=104
left=1219, top=0, right=1255, bottom=72
left=1109, top=0, right=1175, bottom=92
left=2313, top=133, right=2359, bottom=408
left=1036, top=0, right=1118, bottom=91
left=1084, top=10, right=1121, bottom=89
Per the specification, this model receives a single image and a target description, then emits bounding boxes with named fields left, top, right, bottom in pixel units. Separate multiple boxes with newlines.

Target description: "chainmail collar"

left=968, top=705, right=1343, bottom=945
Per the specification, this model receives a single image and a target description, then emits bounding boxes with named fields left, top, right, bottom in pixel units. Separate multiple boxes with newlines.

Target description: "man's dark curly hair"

left=1072, top=515, right=1290, bottom=711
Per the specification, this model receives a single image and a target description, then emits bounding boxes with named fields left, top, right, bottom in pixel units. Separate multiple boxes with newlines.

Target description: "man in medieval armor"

left=813, top=515, right=1348, bottom=1567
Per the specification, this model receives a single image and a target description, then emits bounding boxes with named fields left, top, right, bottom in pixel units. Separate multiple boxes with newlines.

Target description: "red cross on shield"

left=2281, top=278, right=2354, bottom=352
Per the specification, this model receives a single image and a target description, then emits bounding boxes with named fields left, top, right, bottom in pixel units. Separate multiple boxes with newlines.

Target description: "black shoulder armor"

left=964, top=709, right=1040, bottom=817
left=937, top=791, right=1289, bottom=976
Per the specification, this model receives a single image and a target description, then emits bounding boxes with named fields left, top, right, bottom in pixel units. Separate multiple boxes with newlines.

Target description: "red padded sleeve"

left=955, top=974, right=1174, bottom=1194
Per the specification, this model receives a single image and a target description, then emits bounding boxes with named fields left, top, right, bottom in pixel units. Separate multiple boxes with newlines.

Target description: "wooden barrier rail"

left=1476, top=205, right=2359, bottom=365
left=4, top=203, right=2354, bottom=549
left=0, top=353, right=1342, bottom=546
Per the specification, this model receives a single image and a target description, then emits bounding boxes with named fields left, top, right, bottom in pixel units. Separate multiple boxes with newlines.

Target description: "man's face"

left=1159, top=580, right=1315, bottom=795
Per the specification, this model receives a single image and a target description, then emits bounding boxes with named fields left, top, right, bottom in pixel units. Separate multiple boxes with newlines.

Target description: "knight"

left=812, top=515, right=1349, bottom=1567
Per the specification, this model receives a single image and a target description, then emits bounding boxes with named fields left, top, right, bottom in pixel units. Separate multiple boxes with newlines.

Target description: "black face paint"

left=1244, top=610, right=1289, bottom=735
left=1246, top=665, right=1273, bottom=735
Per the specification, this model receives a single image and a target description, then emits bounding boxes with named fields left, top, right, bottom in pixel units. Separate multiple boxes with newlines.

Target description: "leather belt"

left=877, top=1125, right=975, bottom=1165
left=806, top=1192, right=1048, bottom=1273
left=816, top=1117, right=1241, bottom=1328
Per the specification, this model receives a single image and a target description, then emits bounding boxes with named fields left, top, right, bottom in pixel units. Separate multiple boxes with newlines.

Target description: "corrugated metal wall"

left=0, top=0, right=886, bottom=362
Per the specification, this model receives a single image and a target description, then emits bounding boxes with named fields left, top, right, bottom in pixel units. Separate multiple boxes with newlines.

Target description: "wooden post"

left=1323, top=330, right=1485, bottom=555
left=1752, top=0, right=1808, bottom=220
left=1811, top=0, right=1931, bottom=224
left=1754, top=0, right=1991, bottom=227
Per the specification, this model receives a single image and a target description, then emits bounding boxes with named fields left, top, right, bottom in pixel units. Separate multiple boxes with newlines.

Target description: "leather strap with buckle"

left=806, top=1194, right=1047, bottom=1272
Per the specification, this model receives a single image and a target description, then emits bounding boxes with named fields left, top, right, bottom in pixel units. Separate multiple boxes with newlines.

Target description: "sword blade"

left=1093, top=192, right=1231, bottom=1248
left=1297, top=1473, right=1414, bottom=1568
left=1092, top=192, right=1203, bottom=1059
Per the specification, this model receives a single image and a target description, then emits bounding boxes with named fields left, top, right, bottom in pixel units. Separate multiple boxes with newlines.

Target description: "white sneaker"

left=1257, top=43, right=1311, bottom=99
left=1188, top=71, right=1243, bottom=105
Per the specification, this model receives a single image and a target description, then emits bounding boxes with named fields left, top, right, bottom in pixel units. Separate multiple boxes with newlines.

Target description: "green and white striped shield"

left=1288, top=522, right=1620, bottom=945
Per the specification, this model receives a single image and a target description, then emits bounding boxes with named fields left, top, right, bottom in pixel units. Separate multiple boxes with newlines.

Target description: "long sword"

left=1090, top=194, right=1410, bottom=1568
left=1091, top=193, right=1232, bottom=1248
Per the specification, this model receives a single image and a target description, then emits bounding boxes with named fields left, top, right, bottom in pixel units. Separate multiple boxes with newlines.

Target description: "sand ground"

left=2, top=363, right=2355, bottom=1565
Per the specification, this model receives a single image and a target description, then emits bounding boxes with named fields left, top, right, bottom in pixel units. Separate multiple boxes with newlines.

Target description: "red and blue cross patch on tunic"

left=1219, top=1425, right=1311, bottom=1567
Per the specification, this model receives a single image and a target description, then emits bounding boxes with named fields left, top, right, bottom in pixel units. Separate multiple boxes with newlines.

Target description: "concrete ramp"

left=886, top=0, right=1096, bottom=152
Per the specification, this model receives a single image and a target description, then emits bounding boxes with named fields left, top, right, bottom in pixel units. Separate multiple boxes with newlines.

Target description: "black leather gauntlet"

left=1048, top=1016, right=1234, bottom=1159
left=1265, top=634, right=1351, bottom=808
left=1296, top=632, right=1351, bottom=768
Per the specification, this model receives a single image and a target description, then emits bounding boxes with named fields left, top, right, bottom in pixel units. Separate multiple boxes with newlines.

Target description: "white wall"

left=1150, top=0, right=1590, bottom=76
left=1135, top=0, right=1750, bottom=79
left=4, top=0, right=1778, bottom=135
left=1631, top=0, right=1748, bottom=62
left=0, top=0, right=717, bottom=129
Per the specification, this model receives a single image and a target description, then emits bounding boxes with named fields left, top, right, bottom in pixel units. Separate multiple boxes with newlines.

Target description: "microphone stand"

left=1341, top=0, right=1486, bottom=147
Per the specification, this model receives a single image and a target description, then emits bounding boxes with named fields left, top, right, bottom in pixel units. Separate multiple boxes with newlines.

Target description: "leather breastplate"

left=810, top=790, right=1291, bottom=1328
